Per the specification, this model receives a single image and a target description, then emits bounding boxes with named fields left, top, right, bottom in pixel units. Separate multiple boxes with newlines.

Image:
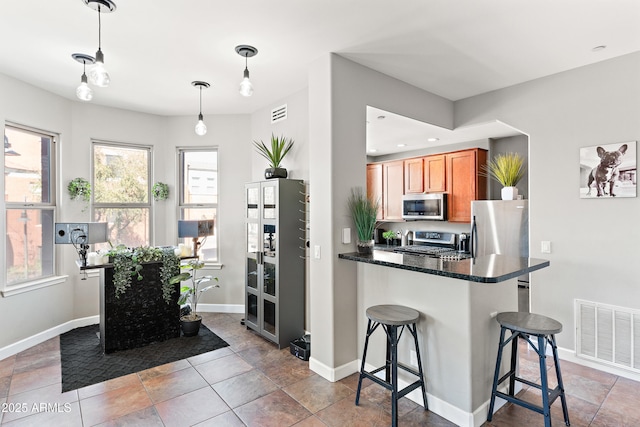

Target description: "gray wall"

left=455, top=52, right=640, bottom=350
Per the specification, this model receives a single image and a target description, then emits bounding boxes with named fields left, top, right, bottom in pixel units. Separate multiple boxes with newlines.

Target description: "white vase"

left=501, top=186, right=518, bottom=200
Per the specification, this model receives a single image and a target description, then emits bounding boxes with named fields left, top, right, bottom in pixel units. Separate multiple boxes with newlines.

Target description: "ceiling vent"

left=271, top=104, right=287, bottom=123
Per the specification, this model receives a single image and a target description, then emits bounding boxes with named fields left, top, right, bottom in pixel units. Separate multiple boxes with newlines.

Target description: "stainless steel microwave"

left=402, top=193, right=447, bottom=221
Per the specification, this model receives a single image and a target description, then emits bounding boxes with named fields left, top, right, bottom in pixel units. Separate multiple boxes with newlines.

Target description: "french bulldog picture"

left=586, top=144, right=627, bottom=197
left=580, top=142, right=636, bottom=198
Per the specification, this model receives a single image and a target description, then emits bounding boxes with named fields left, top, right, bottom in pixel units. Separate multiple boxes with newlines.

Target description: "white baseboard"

left=309, top=357, right=359, bottom=382
left=0, top=315, right=99, bottom=361
left=557, top=345, right=640, bottom=382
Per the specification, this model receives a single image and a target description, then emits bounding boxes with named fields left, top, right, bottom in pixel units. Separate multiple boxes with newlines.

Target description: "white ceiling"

left=1, top=0, right=639, bottom=149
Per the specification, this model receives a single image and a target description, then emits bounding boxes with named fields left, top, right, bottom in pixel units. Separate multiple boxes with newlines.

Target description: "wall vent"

left=576, top=299, right=640, bottom=373
left=271, top=104, right=287, bottom=123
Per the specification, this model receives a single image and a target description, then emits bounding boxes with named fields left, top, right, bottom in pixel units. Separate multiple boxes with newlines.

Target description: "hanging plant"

left=68, top=177, right=91, bottom=202
left=152, top=182, right=170, bottom=201
left=106, top=245, right=179, bottom=304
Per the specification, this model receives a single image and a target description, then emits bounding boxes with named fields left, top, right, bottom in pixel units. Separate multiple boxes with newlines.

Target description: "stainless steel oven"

left=402, top=193, right=446, bottom=221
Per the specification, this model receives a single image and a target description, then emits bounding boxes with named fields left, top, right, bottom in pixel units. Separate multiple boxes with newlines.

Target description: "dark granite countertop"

left=338, top=251, right=550, bottom=283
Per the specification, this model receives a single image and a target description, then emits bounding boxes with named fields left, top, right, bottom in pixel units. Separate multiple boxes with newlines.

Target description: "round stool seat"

left=496, top=312, right=562, bottom=335
left=366, top=305, right=419, bottom=326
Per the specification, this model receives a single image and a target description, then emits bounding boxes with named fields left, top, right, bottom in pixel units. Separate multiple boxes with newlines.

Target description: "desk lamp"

left=178, top=219, right=214, bottom=258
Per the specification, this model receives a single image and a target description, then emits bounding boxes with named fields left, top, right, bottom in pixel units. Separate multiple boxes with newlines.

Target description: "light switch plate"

left=314, top=245, right=321, bottom=259
left=342, top=228, right=351, bottom=244
left=541, top=241, right=551, bottom=254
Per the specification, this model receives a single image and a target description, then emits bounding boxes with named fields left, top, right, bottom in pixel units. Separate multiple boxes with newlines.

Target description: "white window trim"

left=2, top=123, right=59, bottom=293
left=1, top=275, right=69, bottom=298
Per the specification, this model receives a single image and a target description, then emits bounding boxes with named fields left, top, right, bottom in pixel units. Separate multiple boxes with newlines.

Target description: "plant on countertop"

left=170, top=259, right=220, bottom=321
left=481, top=152, right=526, bottom=187
left=152, top=182, right=169, bottom=201
left=107, top=245, right=179, bottom=303
left=253, top=134, right=295, bottom=169
left=347, top=187, right=379, bottom=244
left=68, top=178, right=91, bottom=211
left=382, top=230, right=396, bottom=245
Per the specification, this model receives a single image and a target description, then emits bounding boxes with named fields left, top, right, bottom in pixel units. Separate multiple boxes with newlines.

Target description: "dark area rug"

left=60, top=324, right=228, bottom=392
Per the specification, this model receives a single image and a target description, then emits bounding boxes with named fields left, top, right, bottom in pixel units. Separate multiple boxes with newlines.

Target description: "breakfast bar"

left=339, top=250, right=549, bottom=427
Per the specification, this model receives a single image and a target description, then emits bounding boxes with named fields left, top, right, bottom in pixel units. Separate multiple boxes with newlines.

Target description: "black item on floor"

left=290, top=335, right=310, bottom=361
left=60, top=323, right=228, bottom=392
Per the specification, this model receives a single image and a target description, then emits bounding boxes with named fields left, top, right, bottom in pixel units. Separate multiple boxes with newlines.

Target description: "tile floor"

left=0, top=312, right=639, bottom=426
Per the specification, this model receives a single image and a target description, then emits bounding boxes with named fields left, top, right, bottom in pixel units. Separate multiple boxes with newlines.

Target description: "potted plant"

left=68, top=177, right=91, bottom=211
left=152, top=182, right=169, bottom=201
left=382, top=230, right=396, bottom=246
left=170, top=259, right=220, bottom=336
left=481, top=152, right=526, bottom=200
left=253, top=134, right=294, bottom=179
left=347, top=187, right=379, bottom=254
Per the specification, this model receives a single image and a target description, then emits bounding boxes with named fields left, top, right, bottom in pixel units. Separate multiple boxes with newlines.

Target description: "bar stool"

left=355, top=305, right=428, bottom=427
left=487, top=312, right=570, bottom=427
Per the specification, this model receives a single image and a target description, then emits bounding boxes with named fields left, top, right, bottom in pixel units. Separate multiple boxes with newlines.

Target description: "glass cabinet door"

left=247, top=185, right=259, bottom=219
left=263, top=300, right=276, bottom=336
left=262, top=184, right=276, bottom=219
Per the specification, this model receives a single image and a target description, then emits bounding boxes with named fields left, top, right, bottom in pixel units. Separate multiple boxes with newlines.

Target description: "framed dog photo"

left=580, top=141, right=636, bottom=198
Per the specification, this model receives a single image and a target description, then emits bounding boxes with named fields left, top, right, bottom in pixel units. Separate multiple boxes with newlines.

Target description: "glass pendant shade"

left=76, top=74, right=93, bottom=101
left=239, top=68, right=253, bottom=97
left=89, top=49, right=110, bottom=87
left=195, top=113, right=207, bottom=136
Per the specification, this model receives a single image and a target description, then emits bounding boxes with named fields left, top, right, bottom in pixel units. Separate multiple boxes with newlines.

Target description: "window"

left=3, top=125, right=56, bottom=286
left=179, top=148, right=218, bottom=262
left=93, top=142, right=151, bottom=249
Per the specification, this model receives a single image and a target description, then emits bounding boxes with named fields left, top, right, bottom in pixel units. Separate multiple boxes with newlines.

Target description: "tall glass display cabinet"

left=245, top=178, right=305, bottom=348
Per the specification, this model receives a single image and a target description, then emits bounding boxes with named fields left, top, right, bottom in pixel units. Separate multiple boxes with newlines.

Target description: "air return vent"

left=576, top=299, right=640, bottom=373
left=271, top=104, right=287, bottom=123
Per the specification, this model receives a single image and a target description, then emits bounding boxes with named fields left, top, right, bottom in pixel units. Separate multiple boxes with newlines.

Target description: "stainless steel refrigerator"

left=470, top=200, right=529, bottom=284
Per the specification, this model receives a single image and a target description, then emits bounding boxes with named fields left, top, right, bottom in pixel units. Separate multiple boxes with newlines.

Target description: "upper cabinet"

left=423, top=154, right=446, bottom=193
left=404, top=158, right=424, bottom=194
left=446, top=148, right=487, bottom=222
left=382, top=161, right=404, bottom=220
left=366, top=163, right=383, bottom=220
left=367, top=148, right=487, bottom=223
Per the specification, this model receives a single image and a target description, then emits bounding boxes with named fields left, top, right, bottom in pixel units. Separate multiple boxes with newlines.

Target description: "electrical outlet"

left=410, top=350, right=418, bottom=366
left=541, top=241, right=551, bottom=254
left=342, top=228, right=351, bottom=244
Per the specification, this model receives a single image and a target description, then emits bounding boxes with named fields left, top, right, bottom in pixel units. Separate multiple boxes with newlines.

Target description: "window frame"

left=177, top=146, right=220, bottom=265
left=2, top=122, right=60, bottom=294
left=91, top=140, right=153, bottom=248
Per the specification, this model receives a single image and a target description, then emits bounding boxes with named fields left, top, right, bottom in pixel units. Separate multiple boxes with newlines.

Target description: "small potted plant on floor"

left=347, top=187, right=379, bottom=254
left=170, top=259, right=220, bottom=336
left=481, top=152, right=526, bottom=200
left=253, top=134, right=295, bottom=179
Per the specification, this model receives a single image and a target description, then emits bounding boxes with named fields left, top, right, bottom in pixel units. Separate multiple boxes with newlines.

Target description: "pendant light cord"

left=97, top=5, right=102, bottom=49
left=199, top=86, right=203, bottom=114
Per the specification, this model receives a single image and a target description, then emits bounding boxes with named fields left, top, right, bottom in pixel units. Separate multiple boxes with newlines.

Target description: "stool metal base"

left=355, top=318, right=427, bottom=427
left=487, top=327, right=570, bottom=427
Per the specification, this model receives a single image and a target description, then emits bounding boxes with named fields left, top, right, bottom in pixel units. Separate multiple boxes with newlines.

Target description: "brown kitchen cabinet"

left=383, top=160, right=404, bottom=220
left=404, top=157, right=424, bottom=194
left=424, top=154, right=446, bottom=192
left=366, top=163, right=383, bottom=220
left=446, top=148, right=487, bottom=222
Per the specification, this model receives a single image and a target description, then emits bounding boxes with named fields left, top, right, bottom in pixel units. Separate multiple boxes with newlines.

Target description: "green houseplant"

left=107, top=245, right=179, bottom=304
left=481, top=152, right=526, bottom=200
left=170, top=259, right=220, bottom=336
left=152, top=182, right=169, bottom=201
left=68, top=177, right=91, bottom=211
left=347, top=187, right=379, bottom=254
left=253, top=134, right=295, bottom=179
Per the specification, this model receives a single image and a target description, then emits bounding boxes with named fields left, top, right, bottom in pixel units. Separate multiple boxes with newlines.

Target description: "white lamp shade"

left=76, top=81, right=93, bottom=101
left=195, top=119, right=207, bottom=136
left=89, top=61, right=110, bottom=87
left=239, top=77, right=253, bottom=97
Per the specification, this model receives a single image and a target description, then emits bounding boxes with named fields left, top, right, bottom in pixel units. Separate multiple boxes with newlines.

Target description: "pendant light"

left=83, top=0, right=116, bottom=87
left=235, top=45, right=258, bottom=97
left=192, top=81, right=210, bottom=136
left=72, top=53, right=96, bottom=101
